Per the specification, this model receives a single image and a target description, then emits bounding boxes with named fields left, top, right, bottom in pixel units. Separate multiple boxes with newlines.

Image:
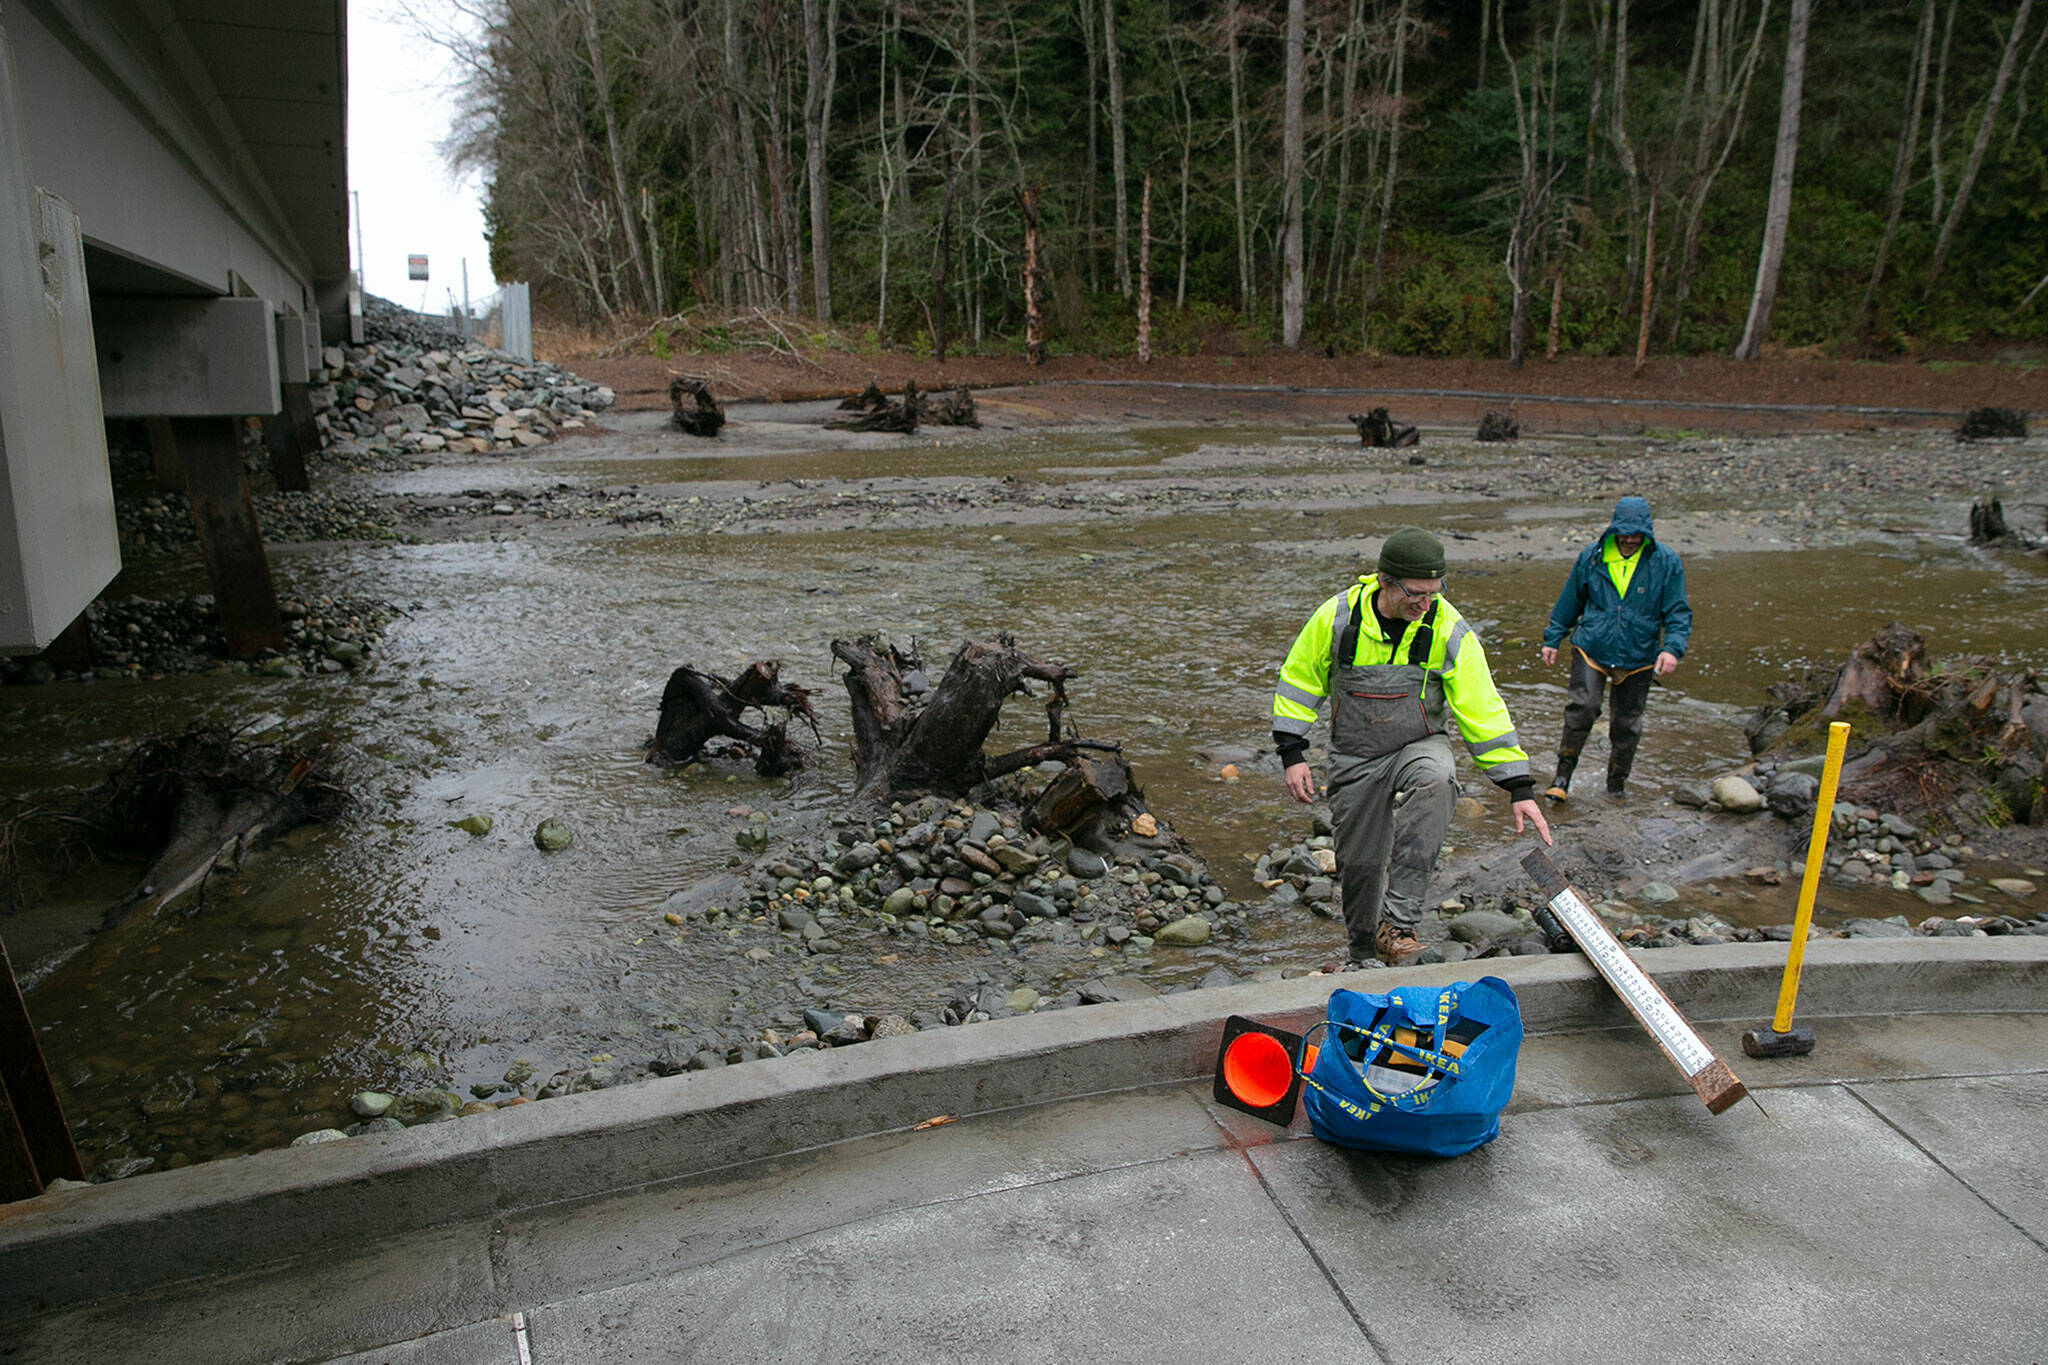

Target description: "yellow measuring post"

left=1771, top=721, right=1852, bottom=1033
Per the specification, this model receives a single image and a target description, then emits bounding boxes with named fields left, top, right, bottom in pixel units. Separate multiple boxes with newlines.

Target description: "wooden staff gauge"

left=1523, top=849, right=1750, bottom=1115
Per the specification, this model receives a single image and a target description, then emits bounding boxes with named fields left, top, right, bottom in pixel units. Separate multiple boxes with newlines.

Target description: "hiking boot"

left=1375, top=919, right=1425, bottom=966
left=1605, top=783, right=1628, bottom=805
left=1544, top=783, right=1570, bottom=803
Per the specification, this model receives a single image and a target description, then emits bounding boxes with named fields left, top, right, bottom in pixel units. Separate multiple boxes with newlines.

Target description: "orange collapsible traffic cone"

left=1212, top=1015, right=1310, bottom=1125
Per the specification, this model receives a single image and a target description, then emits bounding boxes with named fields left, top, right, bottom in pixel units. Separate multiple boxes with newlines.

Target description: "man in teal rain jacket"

left=1540, top=496, right=1692, bottom=803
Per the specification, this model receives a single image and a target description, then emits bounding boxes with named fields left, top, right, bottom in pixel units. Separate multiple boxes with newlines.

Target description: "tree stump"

left=668, top=376, right=726, bottom=437
left=1822, top=620, right=1929, bottom=725
left=1969, top=496, right=2012, bottom=545
left=649, top=661, right=817, bottom=776
left=1956, top=407, right=2027, bottom=441
left=922, top=384, right=980, bottom=427
left=831, top=634, right=1126, bottom=801
left=1476, top=410, right=1520, bottom=441
left=1347, top=407, right=1419, bottom=447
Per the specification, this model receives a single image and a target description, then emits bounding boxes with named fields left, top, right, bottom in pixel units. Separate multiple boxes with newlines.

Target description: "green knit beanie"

left=1377, top=526, right=1446, bottom=581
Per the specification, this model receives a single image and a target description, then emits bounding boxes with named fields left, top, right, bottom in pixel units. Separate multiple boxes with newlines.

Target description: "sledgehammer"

left=1742, top=721, right=1851, bottom=1060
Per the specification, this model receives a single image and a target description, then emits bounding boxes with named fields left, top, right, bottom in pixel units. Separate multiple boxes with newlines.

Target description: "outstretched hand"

left=1511, top=798, right=1554, bottom=846
left=1284, top=761, right=1317, bottom=804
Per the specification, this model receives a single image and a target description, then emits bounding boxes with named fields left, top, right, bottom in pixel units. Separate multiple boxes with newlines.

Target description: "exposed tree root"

left=648, top=661, right=819, bottom=776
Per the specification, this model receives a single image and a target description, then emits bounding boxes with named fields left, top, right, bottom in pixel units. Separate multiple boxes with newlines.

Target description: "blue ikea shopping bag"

left=1300, top=976, right=1522, bottom=1158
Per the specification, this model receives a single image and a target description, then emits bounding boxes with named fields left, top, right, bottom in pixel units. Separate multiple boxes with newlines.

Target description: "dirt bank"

left=563, top=349, right=2048, bottom=435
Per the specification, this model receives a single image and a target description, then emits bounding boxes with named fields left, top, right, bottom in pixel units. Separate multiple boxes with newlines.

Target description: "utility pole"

left=350, top=189, right=365, bottom=285
left=461, top=259, right=471, bottom=342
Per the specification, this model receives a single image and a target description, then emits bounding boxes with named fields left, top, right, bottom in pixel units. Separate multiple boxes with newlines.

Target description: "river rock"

left=1154, top=914, right=1212, bottom=946
left=1447, top=908, right=1524, bottom=943
left=345, top=1116, right=405, bottom=1137
left=882, top=886, right=919, bottom=916
left=533, top=818, right=574, bottom=852
left=1990, top=878, right=2037, bottom=898
left=1007, top=987, right=1041, bottom=1011
left=1636, top=882, right=1679, bottom=905
left=348, top=1091, right=394, bottom=1119
left=389, top=1089, right=462, bottom=1124
left=450, top=814, right=492, bottom=837
left=291, top=1128, right=351, bottom=1147
left=1766, top=772, right=1819, bottom=819
left=1077, top=975, right=1157, bottom=1003
left=1066, top=848, right=1108, bottom=878
left=1711, top=776, right=1764, bottom=813
left=1841, top=916, right=1914, bottom=938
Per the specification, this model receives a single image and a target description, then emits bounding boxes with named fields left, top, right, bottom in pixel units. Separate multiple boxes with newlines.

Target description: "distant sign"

left=407, top=254, right=429, bottom=281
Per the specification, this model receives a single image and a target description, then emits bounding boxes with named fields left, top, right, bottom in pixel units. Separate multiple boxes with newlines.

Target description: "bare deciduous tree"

left=1735, top=0, right=1814, bottom=360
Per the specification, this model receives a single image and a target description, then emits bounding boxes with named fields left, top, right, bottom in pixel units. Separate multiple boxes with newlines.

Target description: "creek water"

left=5, top=409, right=2048, bottom=1172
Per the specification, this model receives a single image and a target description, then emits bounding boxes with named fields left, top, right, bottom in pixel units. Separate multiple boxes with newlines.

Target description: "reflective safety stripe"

left=1468, top=730, right=1521, bottom=756
left=1444, top=619, right=1471, bottom=666
left=1275, top=679, right=1324, bottom=711
left=1273, top=713, right=1314, bottom=737
left=1482, top=758, right=1532, bottom=780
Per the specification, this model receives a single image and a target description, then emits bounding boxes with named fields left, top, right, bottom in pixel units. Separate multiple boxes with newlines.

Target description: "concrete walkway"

left=3, top=939, right=2045, bottom=1363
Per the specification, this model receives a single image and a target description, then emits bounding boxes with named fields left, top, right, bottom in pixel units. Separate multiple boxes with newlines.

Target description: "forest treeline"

left=446, top=0, right=2048, bottom=359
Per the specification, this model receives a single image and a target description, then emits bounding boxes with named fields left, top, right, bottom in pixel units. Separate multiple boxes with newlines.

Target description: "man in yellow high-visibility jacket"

left=1272, top=527, right=1552, bottom=967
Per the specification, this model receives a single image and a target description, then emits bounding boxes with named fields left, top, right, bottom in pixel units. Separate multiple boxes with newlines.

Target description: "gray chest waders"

left=1325, top=593, right=1459, bottom=957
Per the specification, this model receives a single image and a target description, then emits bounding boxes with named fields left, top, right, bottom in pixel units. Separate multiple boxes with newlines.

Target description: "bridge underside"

left=0, top=0, right=352, bottom=656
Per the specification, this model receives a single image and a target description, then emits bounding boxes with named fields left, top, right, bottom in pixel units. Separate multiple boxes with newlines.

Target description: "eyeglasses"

left=1385, top=578, right=1443, bottom=602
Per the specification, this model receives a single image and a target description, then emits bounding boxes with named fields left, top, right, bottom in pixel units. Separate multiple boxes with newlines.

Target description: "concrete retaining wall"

left=2, top=937, right=2043, bottom=1320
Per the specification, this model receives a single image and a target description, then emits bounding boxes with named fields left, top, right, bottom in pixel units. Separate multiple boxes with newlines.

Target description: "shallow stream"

left=5, top=407, right=2047, bottom=1171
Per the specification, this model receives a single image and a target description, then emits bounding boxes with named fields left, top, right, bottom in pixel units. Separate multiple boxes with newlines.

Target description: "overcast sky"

left=346, top=0, right=495, bottom=312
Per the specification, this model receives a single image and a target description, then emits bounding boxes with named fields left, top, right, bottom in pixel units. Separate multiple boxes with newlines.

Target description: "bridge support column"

left=170, top=417, right=284, bottom=657
left=260, top=312, right=315, bottom=492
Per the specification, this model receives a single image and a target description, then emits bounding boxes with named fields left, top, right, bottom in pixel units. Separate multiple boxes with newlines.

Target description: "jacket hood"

left=1606, top=496, right=1654, bottom=539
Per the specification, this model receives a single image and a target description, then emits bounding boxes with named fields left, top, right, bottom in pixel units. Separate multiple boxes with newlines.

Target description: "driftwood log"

left=1348, top=407, right=1419, bottom=447
left=0, top=725, right=343, bottom=926
left=826, top=381, right=919, bottom=433
left=649, top=661, right=818, bottom=776
left=831, top=635, right=1133, bottom=823
left=103, top=729, right=339, bottom=928
left=668, top=376, right=726, bottom=437
left=838, top=380, right=889, bottom=412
